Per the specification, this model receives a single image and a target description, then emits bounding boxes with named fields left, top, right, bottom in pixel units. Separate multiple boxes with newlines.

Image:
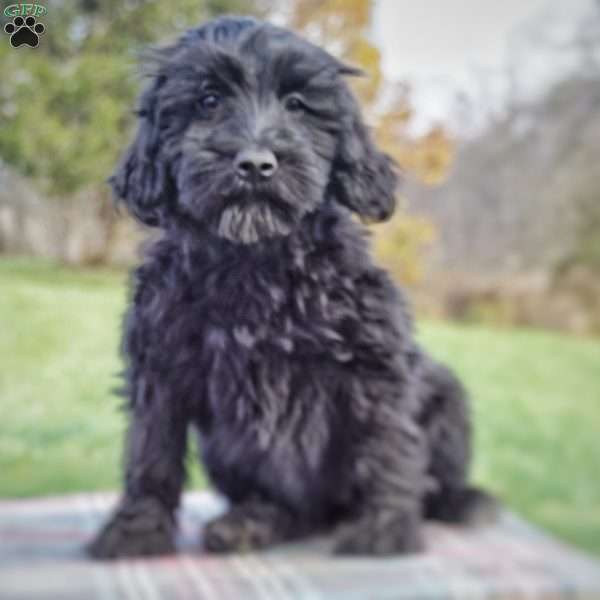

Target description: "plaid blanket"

left=1, top=492, right=599, bottom=599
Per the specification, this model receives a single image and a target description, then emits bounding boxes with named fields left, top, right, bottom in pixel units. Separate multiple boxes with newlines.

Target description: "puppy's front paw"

left=87, top=497, right=175, bottom=559
left=334, top=510, right=425, bottom=556
left=203, top=509, right=277, bottom=553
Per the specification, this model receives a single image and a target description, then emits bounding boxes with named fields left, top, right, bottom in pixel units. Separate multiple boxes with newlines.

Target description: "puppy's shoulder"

left=129, top=235, right=185, bottom=298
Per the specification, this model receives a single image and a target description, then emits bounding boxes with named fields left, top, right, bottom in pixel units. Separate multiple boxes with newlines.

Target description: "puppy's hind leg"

left=419, top=357, right=499, bottom=526
left=334, top=380, right=429, bottom=556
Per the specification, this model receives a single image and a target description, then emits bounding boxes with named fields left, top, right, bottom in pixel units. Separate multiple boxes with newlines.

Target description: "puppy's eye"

left=284, top=95, right=306, bottom=113
left=199, top=93, right=221, bottom=111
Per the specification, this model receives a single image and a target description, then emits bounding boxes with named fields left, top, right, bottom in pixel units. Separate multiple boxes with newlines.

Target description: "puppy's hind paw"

left=334, top=511, right=425, bottom=556
left=203, top=510, right=275, bottom=553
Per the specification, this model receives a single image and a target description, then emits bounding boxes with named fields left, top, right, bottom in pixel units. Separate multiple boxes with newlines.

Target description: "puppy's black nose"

left=235, top=148, right=278, bottom=180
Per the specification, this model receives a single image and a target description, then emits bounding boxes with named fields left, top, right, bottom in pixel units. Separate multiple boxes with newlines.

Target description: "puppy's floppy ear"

left=109, top=75, right=172, bottom=227
left=329, top=76, right=399, bottom=222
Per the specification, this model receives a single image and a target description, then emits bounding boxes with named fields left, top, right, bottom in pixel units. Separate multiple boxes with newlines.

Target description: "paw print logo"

left=4, top=16, right=45, bottom=48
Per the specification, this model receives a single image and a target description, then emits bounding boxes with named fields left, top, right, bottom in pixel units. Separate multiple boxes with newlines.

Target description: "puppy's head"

left=112, top=16, right=398, bottom=243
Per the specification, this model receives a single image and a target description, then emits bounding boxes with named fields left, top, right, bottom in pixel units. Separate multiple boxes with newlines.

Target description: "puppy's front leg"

left=87, top=379, right=188, bottom=559
left=335, top=398, right=428, bottom=556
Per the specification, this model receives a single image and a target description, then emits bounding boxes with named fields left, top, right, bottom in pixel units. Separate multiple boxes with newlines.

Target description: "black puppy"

left=88, top=16, right=495, bottom=559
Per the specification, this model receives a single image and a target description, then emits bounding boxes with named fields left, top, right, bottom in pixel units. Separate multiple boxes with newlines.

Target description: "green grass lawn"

left=1, top=257, right=599, bottom=555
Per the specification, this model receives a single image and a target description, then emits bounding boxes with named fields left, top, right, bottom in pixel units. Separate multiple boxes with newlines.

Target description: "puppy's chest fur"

left=136, top=218, right=381, bottom=374
left=137, top=232, right=365, bottom=392
left=130, top=219, right=404, bottom=511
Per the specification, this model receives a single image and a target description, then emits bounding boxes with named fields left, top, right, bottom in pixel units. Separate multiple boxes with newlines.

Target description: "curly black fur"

left=88, top=16, right=497, bottom=560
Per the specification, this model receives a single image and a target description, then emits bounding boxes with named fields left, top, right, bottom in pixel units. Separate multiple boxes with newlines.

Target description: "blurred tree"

left=376, top=92, right=453, bottom=187
left=0, top=0, right=270, bottom=197
left=406, top=1, right=600, bottom=277
left=375, top=211, right=436, bottom=285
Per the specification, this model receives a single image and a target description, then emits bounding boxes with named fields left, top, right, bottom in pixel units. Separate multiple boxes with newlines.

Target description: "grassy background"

left=1, top=257, right=599, bottom=555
